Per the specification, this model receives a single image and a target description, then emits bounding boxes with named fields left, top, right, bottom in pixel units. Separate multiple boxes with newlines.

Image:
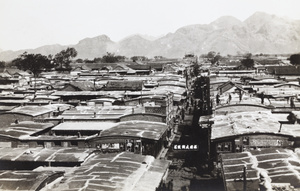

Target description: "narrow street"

left=163, top=112, right=224, bottom=191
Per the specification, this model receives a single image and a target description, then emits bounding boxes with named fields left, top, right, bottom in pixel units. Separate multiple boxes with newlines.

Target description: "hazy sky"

left=0, top=0, right=299, bottom=51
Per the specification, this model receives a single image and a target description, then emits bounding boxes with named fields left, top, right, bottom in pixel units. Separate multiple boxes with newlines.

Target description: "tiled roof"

left=100, top=120, right=167, bottom=140
left=211, top=111, right=300, bottom=140
left=0, top=170, right=63, bottom=191
left=67, top=81, right=103, bottom=91
left=52, top=122, right=117, bottom=131
left=5, top=68, right=31, bottom=76
left=0, top=121, right=54, bottom=138
left=127, top=64, right=151, bottom=70
left=104, top=80, right=143, bottom=91
left=267, top=66, right=300, bottom=75
left=0, top=147, right=92, bottom=162
left=221, top=148, right=300, bottom=191
left=217, top=81, right=244, bottom=93
left=51, top=152, right=170, bottom=191
left=7, top=104, right=72, bottom=117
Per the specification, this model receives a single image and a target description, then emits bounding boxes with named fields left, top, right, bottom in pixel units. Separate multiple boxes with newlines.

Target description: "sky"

left=0, top=0, right=300, bottom=51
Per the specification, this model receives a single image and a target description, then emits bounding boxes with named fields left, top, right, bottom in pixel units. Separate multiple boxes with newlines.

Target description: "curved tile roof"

left=100, top=120, right=168, bottom=140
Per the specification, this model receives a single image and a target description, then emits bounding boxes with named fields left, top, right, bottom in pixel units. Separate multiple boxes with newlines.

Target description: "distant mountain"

left=0, top=44, right=66, bottom=62
left=72, top=35, right=116, bottom=59
left=210, top=15, right=244, bottom=29
left=121, top=34, right=163, bottom=41
left=117, top=35, right=155, bottom=56
left=244, top=12, right=300, bottom=54
left=1, top=12, right=300, bottom=61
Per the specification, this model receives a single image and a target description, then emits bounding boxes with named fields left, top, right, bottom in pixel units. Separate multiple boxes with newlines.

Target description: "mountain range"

left=1, top=12, right=300, bottom=61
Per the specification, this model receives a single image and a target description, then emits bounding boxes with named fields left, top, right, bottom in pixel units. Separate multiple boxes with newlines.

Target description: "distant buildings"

left=198, top=61, right=300, bottom=191
left=0, top=59, right=192, bottom=190
left=1, top=54, right=299, bottom=190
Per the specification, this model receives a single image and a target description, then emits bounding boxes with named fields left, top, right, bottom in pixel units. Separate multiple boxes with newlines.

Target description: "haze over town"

left=0, top=0, right=300, bottom=51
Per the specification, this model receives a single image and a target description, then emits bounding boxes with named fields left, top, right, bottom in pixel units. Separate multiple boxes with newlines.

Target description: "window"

left=70, top=141, right=78, bottom=146
left=217, top=142, right=232, bottom=152
left=54, top=141, right=61, bottom=147
left=37, top=141, right=43, bottom=147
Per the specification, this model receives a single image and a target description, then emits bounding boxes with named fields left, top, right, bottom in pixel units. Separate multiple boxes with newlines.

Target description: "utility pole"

left=234, top=164, right=248, bottom=191
left=243, top=165, right=247, bottom=191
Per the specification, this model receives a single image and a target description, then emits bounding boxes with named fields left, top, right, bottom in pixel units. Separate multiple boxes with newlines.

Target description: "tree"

left=244, top=53, right=252, bottom=59
left=54, top=47, right=77, bottom=69
left=193, top=63, right=200, bottom=77
left=206, top=51, right=221, bottom=65
left=207, top=51, right=216, bottom=58
left=13, top=52, right=53, bottom=78
left=84, top=59, right=94, bottom=63
left=289, top=54, right=300, bottom=65
left=131, top=56, right=148, bottom=62
left=12, top=52, right=53, bottom=94
left=76, top=58, right=83, bottom=63
left=0, top=61, right=5, bottom=68
left=115, top=55, right=126, bottom=62
left=102, top=52, right=117, bottom=63
left=241, top=58, right=254, bottom=69
left=93, top=57, right=102, bottom=63
left=154, top=56, right=164, bottom=60
left=213, top=53, right=222, bottom=65
left=102, top=52, right=126, bottom=63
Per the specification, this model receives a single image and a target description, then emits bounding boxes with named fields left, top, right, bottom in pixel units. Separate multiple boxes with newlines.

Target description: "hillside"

left=1, top=12, right=300, bottom=61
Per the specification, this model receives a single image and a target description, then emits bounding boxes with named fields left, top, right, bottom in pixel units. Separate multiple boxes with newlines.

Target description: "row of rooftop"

left=198, top=61, right=300, bottom=190
left=0, top=55, right=300, bottom=190
left=0, top=58, right=198, bottom=191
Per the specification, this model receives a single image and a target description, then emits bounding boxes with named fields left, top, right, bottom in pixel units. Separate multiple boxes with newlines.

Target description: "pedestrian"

left=167, top=128, right=171, bottom=137
left=197, top=100, right=202, bottom=107
left=239, top=90, right=243, bottom=102
left=162, top=182, right=167, bottom=191
left=261, top=92, right=264, bottom=105
left=216, top=94, right=220, bottom=106
left=167, top=179, right=173, bottom=191
left=228, top=93, right=232, bottom=104
left=181, top=108, right=185, bottom=120
left=290, top=97, right=295, bottom=108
